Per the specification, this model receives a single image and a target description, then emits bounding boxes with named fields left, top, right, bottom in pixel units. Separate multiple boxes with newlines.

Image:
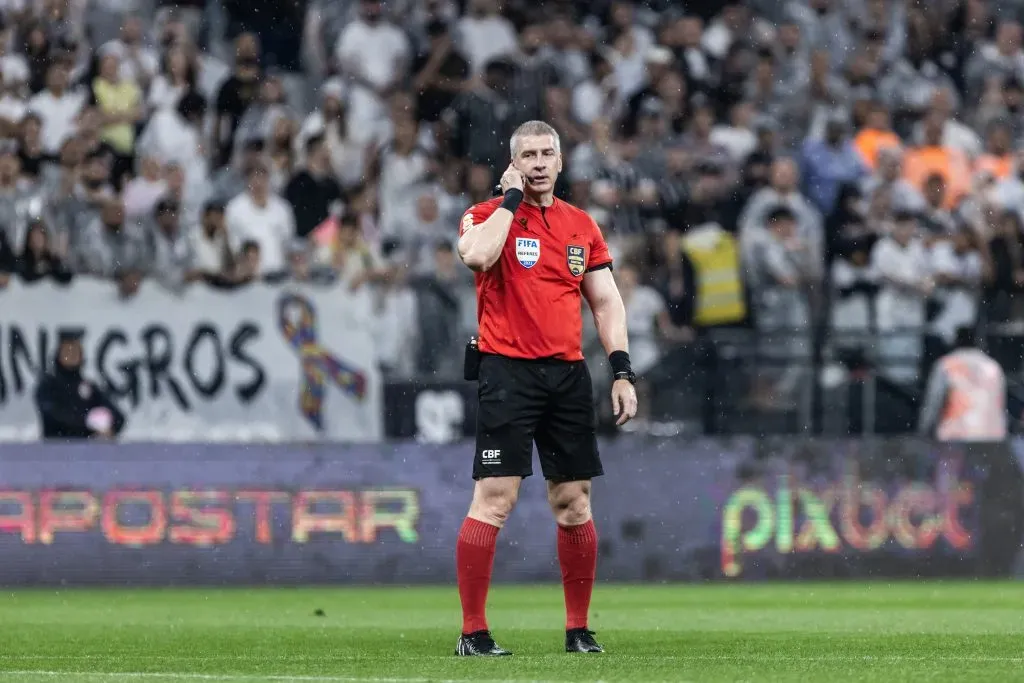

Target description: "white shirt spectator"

left=378, top=146, right=431, bottom=242
left=115, top=44, right=158, bottom=86
left=136, top=108, right=209, bottom=221
left=929, top=239, right=983, bottom=344
left=190, top=227, right=231, bottom=275
left=871, top=233, right=932, bottom=383
left=0, top=53, right=29, bottom=86
left=572, top=73, right=621, bottom=126
left=0, top=93, right=26, bottom=127
left=911, top=118, right=983, bottom=159
left=224, top=192, right=295, bottom=275
left=334, top=18, right=410, bottom=143
left=28, top=87, right=86, bottom=154
left=454, top=13, right=518, bottom=75
left=830, top=258, right=877, bottom=341
left=147, top=74, right=187, bottom=112
left=872, top=235, right=931, bottom=330
left=710, top=123, right=757, bottom=162
left=625, top=285, right=665, bottom=376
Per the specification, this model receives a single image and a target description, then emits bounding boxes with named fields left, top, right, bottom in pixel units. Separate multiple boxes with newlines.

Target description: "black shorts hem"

left=472, top=470, right=533, bottom=481
left=543, top=469, right=604, bottom=483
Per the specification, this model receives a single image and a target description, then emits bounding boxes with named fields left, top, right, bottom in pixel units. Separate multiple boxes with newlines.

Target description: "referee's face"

left=512, top=135, right=562, bottom=195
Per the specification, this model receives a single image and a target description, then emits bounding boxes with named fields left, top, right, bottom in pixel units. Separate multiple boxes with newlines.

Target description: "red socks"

left=456, top=517, right=500, bottom=634
left=557, top=520, right=598, bottom=630
left=457, top=517, right=597, bottom=634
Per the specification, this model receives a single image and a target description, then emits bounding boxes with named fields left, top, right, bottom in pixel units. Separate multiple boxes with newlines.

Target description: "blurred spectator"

left=214, top=32, right=262, bottom=167
left=190, top=201, right=235, bottom=285
left=740, top=157, right=824, bottom=285
left=122, top=153, right=166, bottom=221
left=912, top=87, right=981, bottom=158
left=334, top=0, right=410, bottom=145
left=412, top=20, right=470, bottom=124
left=314, top=210, right=381, bottom=291
left=852, top=101, right=900, bottom=171
left=147, top=197, right=200, bottom=293
left=70, top=196, right=147, bottom=297
left=147, top=43, right=197, bottom=113
left=985, top=210, right=1024, bottom=322
left=29, top=60, right=85, bottom=156
left=285, top=133, right=342, bottom=238
left=616, top=259, right=681, bottom=418
left=862, top=146, right=924, bottom=213
left=903, top=111, right=972, bottom=210
left=373, top=117, right=432, bottom=245
left=137, top=90, right=209, bottom=199
left=441, top=57, right=517, bottom=178
left=929, top=226, right=988, bottom=347
left=409, top=240, right=468, bottom=378
left=976, top=119, right=1014, bottom=180
left=748, top=205, right=814, bottom=410
left=17, top=218, right=71, bottom=284
left=456, top=0, right=518, bottom=76
left=710, top=100, right=757, bottom=163
left=299, top=80, right=366, bottom=190
left=572, top=50, right=620, bottom=127
left=871, top=210, right=934, bottom=384
left=35, top=329, right=126, bottom=440
left=17, top=113, right=48, bottom=182
left=799, top=111, right=867, bottom=216
left=225, top=163, right=295, bottom=278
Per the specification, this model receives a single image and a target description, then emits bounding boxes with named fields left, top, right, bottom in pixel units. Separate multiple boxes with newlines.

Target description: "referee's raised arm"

left=457, top=165, right=525, bottom=272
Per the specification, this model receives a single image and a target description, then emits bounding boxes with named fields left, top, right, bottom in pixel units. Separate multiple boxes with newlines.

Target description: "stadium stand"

left=0, top=0, right=1022, bottom=440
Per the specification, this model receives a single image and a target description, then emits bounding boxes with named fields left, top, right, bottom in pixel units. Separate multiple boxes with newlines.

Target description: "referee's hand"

left=611, top=379, right=638, bottom=426
left=500, top=164, right=525, bottom=194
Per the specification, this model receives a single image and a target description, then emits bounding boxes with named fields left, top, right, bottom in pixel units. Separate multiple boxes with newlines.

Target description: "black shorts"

left=473, top=354, right=602, bottom=482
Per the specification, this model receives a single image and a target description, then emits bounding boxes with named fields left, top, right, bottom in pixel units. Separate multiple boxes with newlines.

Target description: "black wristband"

left=500, top=188, right=523, bottom=213
left=609, top=350, right=632, bottom=376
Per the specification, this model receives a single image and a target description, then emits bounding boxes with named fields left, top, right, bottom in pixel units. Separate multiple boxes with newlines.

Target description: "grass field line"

left=5, top=654, right=1024, bottom=665
left=0, top=673, right=545, bottom=683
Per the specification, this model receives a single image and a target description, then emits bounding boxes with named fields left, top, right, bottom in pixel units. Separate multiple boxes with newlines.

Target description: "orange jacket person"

left=454, top=120, right=636, bottom=657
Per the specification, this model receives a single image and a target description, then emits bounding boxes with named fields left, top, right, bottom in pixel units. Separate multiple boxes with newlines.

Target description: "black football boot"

left=455, top=630, right=513, bottom=656
left=565, top=628, right=604, bottom=653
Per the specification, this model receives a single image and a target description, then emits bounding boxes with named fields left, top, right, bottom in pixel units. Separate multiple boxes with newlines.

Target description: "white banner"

left=0, top=279, right=383, bottom=442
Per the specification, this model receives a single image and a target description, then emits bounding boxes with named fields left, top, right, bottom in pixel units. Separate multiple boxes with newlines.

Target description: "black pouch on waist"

left=464, top=337, right=481, bottom=381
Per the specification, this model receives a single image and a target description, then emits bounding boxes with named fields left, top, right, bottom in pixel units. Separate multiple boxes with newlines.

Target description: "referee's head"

left=510, top=120, right=562, bottom=198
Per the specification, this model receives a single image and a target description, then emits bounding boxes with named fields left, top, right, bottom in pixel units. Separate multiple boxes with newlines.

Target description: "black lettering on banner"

left=9, top=326, right=38, bottom=394
left=97, top=330, right=140, bottom=406
left=230, top=323, right=264, bottom=403
left=141, top=325, right=189, bottom=410
left=184, top=324, right=225, bottom=398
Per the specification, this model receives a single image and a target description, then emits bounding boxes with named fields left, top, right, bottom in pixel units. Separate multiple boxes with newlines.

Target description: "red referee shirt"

left=459, top=197, right=613, bottom=361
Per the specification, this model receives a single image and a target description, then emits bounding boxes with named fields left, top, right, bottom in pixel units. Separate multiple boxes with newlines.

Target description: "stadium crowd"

left=0, top=0, right=1023, bottom=420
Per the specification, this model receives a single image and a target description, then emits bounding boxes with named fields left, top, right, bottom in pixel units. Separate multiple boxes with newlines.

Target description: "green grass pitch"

left=1, top=582, right=1023, bottom=682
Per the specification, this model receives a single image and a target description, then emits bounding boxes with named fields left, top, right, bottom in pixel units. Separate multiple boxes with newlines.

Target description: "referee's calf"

left=454, top=120, right=637, bottom=657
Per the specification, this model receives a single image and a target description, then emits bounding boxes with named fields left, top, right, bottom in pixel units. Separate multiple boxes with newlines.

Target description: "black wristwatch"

left=613, top=370, right=636, bottom=385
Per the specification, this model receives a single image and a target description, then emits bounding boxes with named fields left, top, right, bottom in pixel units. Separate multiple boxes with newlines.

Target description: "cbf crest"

left=567, top=245, right=586, bottom=276
left=516, top=237, right=540, bottom=268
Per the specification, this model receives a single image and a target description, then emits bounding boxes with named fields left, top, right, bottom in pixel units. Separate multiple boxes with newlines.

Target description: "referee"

left=454, top=120, right=637, bottom=657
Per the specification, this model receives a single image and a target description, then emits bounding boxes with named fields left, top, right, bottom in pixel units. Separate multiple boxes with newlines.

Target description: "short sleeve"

left=586, top=217, right=613, bottom=272
left=459, top=201, right=498, bottom=237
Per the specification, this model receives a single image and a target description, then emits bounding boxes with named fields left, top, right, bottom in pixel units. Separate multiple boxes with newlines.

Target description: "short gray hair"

left=510, top=120, right=561, bottom=157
